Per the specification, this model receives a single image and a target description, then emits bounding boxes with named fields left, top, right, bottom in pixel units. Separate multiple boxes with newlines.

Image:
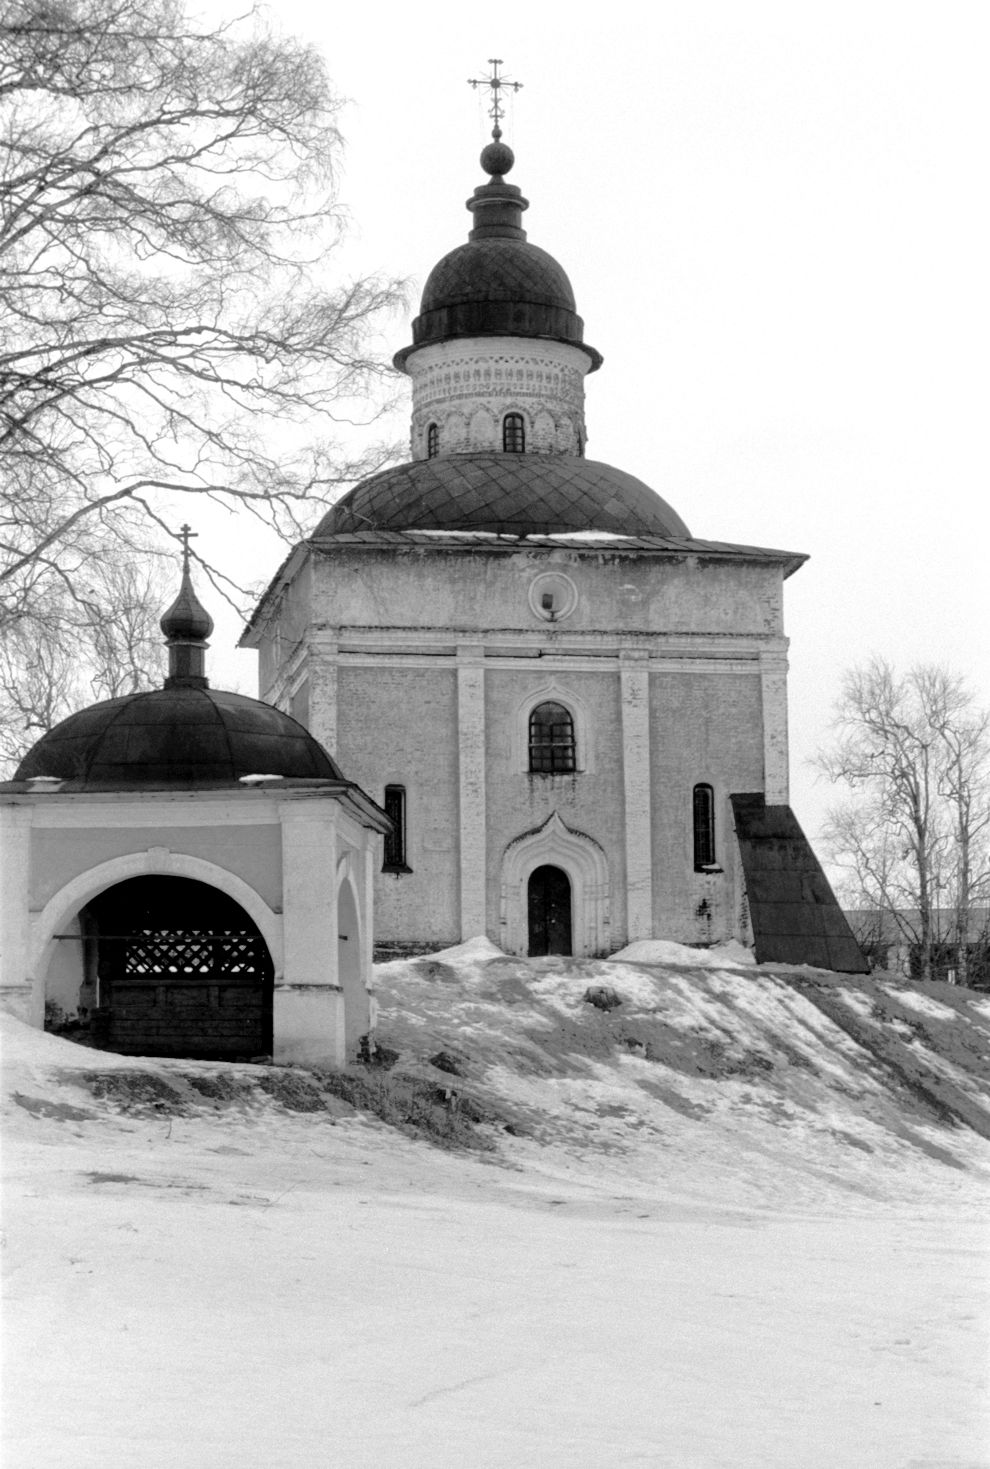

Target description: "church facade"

left=244, top=132, right=860, bottom=968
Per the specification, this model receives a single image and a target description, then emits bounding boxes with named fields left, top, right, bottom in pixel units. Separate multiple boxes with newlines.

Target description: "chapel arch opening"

left=46, top=875, right=274, bottom=1060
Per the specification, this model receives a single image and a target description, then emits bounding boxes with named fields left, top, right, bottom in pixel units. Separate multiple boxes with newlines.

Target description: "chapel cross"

left=467, top=59, right=522, bottom=141
left=177, top=522, right=197, bottom=574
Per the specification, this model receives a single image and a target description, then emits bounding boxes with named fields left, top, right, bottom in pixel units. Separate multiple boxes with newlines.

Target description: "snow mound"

left=610, top=937, right=755, bottom=967
left=427, top=935, right=505, bottom=963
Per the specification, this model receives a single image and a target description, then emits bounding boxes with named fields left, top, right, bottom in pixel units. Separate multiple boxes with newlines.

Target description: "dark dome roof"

left=14, top=686, right=343, bottom=789
left=394, top=154, right=601, bottom=370
left=404, top=238, right=595, bottom=360
left=314, top=454, right=691, bottom=539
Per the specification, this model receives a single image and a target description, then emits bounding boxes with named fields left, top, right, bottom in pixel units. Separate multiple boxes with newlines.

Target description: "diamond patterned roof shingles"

left=314, top=454, right=693, bottom=540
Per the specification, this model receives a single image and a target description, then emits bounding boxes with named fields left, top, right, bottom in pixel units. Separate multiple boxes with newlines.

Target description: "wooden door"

left=527, top=865, right=573, bottom=956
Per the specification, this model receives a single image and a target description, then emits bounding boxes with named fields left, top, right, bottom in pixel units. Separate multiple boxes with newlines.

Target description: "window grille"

left=426, top=423, right=439, bottom=458
left=383, top=785, right=409, bottom=869
left=503, top=413, right=525, bottom=453
left=529, top=702, right=576, bottom=774
left=693, top=784, right=716, bottom=869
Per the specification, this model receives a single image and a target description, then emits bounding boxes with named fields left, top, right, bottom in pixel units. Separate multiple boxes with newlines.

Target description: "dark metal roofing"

left=393, top=154, right=601, bottom=370
left=14, top=686, right=344, bottom=789
left=396, top=239, right=600, bottom=369
left=730, top=794, right=870, bottom=973
left=313, top=454, right=692, bottom=540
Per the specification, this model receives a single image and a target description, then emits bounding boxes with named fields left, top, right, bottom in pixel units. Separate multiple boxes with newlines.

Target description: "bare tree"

left=0, top=555, right=168, bottom=766
left=0, top=0, right=403, bottom=721
left=817, top=657, right=990, bottom=983
left=922, top=668, right=990, bottom=986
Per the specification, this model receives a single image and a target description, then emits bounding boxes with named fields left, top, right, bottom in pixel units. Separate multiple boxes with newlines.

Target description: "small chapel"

left=243, top=105, right=866, bottom=973
left=0, top=543, right=390, bottom=1061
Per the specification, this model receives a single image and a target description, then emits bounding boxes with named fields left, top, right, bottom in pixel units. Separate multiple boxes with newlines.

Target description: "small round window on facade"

left=528, top=571, right=578, bottom=623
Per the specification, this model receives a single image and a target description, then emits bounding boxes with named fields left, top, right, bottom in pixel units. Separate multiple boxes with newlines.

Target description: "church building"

left=244, top=123, right=866, bottom=972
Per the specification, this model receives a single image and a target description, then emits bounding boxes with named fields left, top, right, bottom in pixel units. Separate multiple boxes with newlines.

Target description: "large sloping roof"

left=313, top=454, right=692, bottom=539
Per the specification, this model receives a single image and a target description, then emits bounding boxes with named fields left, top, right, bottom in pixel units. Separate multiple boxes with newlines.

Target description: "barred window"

left=426, top=423, right=439, bottom=458
left=529, top=702, right=576, bottom=774
left=503, top=412, right=525, bottom=453
left=693, top=784, right=716, bottom=869
left=383, top=785, right=410, bottom=870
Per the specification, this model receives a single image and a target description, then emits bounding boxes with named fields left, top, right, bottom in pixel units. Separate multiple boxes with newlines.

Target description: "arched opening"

left=426, top=422, right=439, bottom=458
left=503, top=412, right=526, bottom=453
left=49, top=876, right=274, bottom=1060
left=527, top=865, right=573, bottom=956
left=529, top=701, right=576, bottom=773
left=337, top=878, right=367, bottom=1056
left=693, top=783, right=716, bottom=869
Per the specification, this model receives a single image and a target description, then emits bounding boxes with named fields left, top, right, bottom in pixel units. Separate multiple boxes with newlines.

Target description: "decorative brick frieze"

left=405, top=337, right=591, bottom=459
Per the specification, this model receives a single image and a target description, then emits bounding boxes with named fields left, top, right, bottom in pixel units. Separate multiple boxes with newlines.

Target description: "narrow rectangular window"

left=693, top=784, right=716, bottom=869
left=503, top=413, right=526, bottom=453
left=383, top=785, right=410, bottom=871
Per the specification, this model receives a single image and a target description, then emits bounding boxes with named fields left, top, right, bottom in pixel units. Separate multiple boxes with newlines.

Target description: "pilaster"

left=276, top=804, right=344, bottom=1064
left=457, top=645, right=487, bottom=939
left=306, top=636, right=338, bottom=757
left=0, top=806, right=35, bottom=1018
left=620, top=653, right=654, bottom=941
left=759, top=647, right=790, bottom=805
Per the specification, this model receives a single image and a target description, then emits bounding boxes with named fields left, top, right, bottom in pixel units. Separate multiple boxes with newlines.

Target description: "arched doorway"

left=74, top=876, right=274, bottom=1060
left=528, top=865, right=573, bottom=956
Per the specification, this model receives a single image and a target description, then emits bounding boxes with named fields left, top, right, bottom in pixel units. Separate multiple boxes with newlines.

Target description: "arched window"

left=529, top=702, right=576, bottom=774
left=382, top=785, right=411, bottom=871
left=503, top=412, right=525, bottom=453
left=426, top=423, right=439, bottom=459
left=693, top=784, right=716, bottom=869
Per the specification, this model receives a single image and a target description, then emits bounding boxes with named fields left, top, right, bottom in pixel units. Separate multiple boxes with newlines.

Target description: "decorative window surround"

left=510, top=679, right=593, bottom=774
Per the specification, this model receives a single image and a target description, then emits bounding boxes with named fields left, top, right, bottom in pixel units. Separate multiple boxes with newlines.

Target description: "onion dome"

left=314, top=453, right=691, bottom=539
left=13, top=538, right=343, bottom=789
left=160, top=529, right=215, bottom=688
left=394, top=142, right=601, bottom=371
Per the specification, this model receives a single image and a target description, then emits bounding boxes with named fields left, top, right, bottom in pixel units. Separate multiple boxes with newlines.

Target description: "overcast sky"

left=210, top=0, right=989, bottom=851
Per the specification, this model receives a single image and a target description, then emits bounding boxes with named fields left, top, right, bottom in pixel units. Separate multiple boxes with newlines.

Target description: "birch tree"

left=818, top=658, right=990, bottom=982
left=0, top=0, right=402, bottom=763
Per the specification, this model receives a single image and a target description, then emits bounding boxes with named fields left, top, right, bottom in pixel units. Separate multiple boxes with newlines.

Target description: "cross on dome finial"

left=467, top=58, right=522, bottom=142
left=178, top=521, right=197, bottom=575
left=160, top=522, right=213, bottom=687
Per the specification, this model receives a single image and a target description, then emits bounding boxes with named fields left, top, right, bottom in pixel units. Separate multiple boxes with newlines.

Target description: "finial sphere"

left=480, top=140, right=514, bottom=177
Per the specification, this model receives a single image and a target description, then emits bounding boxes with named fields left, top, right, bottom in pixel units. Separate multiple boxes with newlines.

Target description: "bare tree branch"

left=816, top=657, right=990, bottom=983
left=0, top=0, right=406, bottom=768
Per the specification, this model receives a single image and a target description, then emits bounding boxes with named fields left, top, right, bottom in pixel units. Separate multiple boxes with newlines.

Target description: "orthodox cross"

left=177, top=522, right=197, bottom=574
left=467, top=59, right=522, bottom=140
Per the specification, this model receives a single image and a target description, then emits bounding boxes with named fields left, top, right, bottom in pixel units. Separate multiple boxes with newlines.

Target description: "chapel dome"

left=14, top=544, right=345, bottom=790
left=314, top=453, right=691, bottom=539
left=14, top=686, right=344, bottom=789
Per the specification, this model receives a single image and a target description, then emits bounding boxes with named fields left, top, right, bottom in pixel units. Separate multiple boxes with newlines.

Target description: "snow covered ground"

left=4, top=942, right=989, bottom=1467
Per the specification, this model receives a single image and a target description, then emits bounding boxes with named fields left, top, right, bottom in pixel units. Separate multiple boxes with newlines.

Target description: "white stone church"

left=0, top=120, right=865, bottom=1066
left=243, top=131, right=862, bottom=969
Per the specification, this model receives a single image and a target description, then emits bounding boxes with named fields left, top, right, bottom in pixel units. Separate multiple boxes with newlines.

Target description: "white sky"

left=210, top=0, right=990, bottom=851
